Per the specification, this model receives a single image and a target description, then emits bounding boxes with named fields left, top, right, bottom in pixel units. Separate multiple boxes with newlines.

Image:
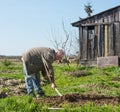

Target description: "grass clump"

left=2, top=59, right=12, bottom=66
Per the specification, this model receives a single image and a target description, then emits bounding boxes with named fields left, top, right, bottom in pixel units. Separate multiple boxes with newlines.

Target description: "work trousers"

left=23, top=62, right=42, bottom=94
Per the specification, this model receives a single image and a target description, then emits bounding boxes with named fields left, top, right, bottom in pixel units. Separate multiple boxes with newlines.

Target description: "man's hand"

left=51, top=83, right=56, bottom=89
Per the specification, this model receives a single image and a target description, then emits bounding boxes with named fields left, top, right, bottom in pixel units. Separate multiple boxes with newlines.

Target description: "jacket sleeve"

left=41, top=48, right=55, bottom=83
left=46, top=63, right=54, bottom=83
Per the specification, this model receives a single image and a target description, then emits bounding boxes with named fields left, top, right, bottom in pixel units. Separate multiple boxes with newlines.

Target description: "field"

left=0, top=57, right=120, bottom=112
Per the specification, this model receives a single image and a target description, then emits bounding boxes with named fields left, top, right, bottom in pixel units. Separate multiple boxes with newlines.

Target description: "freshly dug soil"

left=0, top=77, right=120, bottom=108
left=35, top=93, right=120, bottom=107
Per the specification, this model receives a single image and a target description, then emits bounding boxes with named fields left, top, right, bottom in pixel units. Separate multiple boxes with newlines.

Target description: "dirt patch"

left=35, top=94, right=120, bottom=107
left=64, top=70, right=90, bottom=77
left=0, top=70, right=21, bottom=74
left=0, top=78, right=26, bottom=98
left=1, top=78, right=120, bottom=107
left=112, top=76, right=120, bottom=81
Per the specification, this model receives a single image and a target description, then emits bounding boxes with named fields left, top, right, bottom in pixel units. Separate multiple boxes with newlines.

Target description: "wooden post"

left=97, top=25, right=100, bottom=57
left=114, top=22, right=120, bottom=55
left=94, top=25, right=98, bottom=59
left=108, top=23, right=114, bottom=55
left=100, top=25, right=104, bottom=56
left=104, top=25, right=108, bottom=57
left=79, top=27, right=83, bottom=59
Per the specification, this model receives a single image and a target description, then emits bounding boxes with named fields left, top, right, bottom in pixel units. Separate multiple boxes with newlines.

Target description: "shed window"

left=88, top=26, right=94, bottom=30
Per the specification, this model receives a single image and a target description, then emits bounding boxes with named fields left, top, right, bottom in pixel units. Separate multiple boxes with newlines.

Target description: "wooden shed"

left=72, top=5, right=120, bottom=66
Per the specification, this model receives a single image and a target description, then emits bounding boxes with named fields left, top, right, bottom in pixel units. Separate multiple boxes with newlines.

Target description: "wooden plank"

left=81, top=21, right=120, bottom=27
left=79, top=27, right=83, bottom=59
left=97, top=25, right=100, bottom=57
left=108, top=23, right=114, bottom=55
left=94, top=16, right=98, bottom=23
left=100, top=25, right=104, bottom=56
left=119, top=8, right=120, bottom=21
left=87, top=30, right=91, bottom=60
left=88, top=29, right=95, bottom=60
left=104, top=25, right=108, bottom=57
left=91, top=31, right=94, bottom=59
left=114, top=11, right=119, bottom=22
left=84, top=27, right=88, bottom=59
left=94, top=25, right=98, bottom=59
left=104, top=16, right=108, bottom=23
left=81, top=27, right=84, bottom=59
left=82, top=26, right=88, bottom=60
left=114, top=23, right=120, bottom=55
left=108, top=15, right=112, bottom=23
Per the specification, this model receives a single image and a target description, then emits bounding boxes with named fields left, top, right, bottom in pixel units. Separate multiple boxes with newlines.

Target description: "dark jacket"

left=22, top=47, right=55, bottom=83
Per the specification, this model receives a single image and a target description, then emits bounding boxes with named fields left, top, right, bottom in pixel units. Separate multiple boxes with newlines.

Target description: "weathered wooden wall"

left=78, top=6, right=120, bottom=65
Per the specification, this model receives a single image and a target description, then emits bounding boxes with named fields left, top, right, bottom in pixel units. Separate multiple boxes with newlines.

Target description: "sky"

left=0, top=0, right=120, bottom=56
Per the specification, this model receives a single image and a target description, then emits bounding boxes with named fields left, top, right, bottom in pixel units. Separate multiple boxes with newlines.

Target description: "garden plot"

left=0, top=77, right=120, bottom=108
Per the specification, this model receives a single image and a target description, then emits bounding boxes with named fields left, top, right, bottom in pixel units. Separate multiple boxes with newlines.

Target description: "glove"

left=51, top=82, right=56, bottom=89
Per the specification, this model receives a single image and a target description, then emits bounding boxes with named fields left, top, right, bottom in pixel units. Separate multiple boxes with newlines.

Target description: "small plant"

left=2, top=87, right=9, bottom=93
left=2, top=59, right=11, bottom=66
left=84, top=2, right=94, bottom=17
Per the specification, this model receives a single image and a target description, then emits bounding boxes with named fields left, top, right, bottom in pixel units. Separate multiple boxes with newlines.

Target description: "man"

left=21, top=47, right=64, bottom=98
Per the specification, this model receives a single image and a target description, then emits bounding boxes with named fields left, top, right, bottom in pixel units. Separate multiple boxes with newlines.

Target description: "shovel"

left=55, top=88, right=62, bottom=96
left=41, top=56, right=62, bottom=97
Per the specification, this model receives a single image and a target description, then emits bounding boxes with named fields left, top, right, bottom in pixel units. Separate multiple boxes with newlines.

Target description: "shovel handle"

left=55, top=88, right=62, bottom=96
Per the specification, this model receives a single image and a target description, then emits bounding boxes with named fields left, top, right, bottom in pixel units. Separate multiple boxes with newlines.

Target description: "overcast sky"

left=0, top=0, right=119, bottom=56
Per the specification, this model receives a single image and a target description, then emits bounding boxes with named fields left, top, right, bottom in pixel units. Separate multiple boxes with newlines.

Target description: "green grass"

left=0, top=96, right=45, bottom=112
left=0, top=60, right=120, bottom=111
left=1, top=97, right=120, bottom=112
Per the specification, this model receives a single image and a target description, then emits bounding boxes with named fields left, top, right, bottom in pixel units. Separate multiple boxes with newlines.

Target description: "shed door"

left=87, top=26, right=96, bottom=60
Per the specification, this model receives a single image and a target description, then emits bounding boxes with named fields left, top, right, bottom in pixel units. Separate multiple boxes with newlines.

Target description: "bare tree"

left=49, top=27, right=62, bottom=50
left=49, top=21, right=74, bottom=56
left=61, top=21, right=73, bottom=56
left=48, top=20, right=79, bottom=66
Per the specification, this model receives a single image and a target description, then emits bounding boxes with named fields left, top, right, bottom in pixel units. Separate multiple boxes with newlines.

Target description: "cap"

left=57, top=49, right=65, bottom=56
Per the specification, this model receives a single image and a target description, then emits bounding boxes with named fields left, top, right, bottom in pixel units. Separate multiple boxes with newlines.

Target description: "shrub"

left=2, top=59, right=12, bottom=66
